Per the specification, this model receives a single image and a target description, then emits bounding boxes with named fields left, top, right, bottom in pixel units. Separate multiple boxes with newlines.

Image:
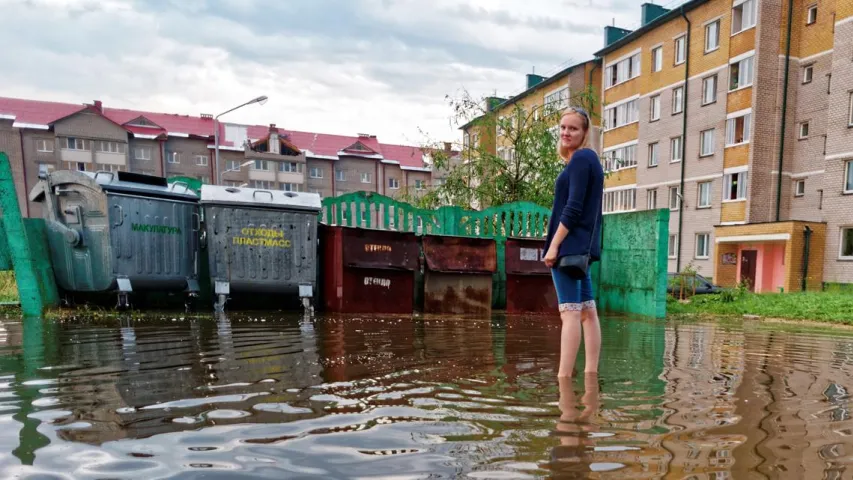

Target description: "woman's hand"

left=543, top=247, right=558, bottom=268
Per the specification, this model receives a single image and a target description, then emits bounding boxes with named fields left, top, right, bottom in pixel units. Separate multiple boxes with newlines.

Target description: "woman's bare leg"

left=558, top=306, right=583, bottom=377
left=581, top=304, right=601, bottom=373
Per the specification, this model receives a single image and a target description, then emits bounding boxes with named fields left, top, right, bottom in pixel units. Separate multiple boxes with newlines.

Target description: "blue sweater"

left=543, top=148, right=604, bottom=262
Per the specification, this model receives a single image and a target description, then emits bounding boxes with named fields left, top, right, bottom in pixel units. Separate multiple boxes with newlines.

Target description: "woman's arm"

left=544, top=156, right=591, bottom=267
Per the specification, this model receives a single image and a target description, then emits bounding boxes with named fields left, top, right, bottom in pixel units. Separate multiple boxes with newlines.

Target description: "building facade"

left=0, top=97, right=453, bottom=219
left=596, top=0, right=853, bottom=290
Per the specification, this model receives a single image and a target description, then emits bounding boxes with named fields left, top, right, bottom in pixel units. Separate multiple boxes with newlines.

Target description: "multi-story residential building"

left=0, top=96, right=455, bottom=218
left=595, top=0, right=853, bottom=291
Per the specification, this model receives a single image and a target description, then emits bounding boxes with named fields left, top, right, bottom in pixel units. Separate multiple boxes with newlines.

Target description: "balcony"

left=60, top=148, right=91, bottom=164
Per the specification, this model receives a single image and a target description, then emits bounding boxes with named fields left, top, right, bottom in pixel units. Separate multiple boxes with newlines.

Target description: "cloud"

left=0, top=0, right=644, bottom=145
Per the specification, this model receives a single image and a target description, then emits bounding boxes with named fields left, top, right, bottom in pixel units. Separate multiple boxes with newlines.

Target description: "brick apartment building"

left=0, top=96, right=456, bottom=219
left=595, top=0, right=852, bottom=291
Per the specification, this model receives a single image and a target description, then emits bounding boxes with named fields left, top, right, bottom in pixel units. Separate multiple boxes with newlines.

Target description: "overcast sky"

left=1, top=0, right=661, bottom=146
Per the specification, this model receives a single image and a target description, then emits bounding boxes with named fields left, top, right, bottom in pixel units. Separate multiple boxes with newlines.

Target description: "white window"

left=336, top=169, right=346, bottom=181
left=840, top=228, right=853, bottom=259
left=650, top=95, right=661, bottom=121
left=799, top=121, right=810, bottom=138
left=702, top=75, right=717, bottom=105
left=730, top=55, right=755, bottom=90
left=361, top=172, right=372, bottom=183
left=668, top=234, right=679, bottom=259
left=675, top=35, right=686, bottom=65
left=726, top=113, right=752, bottom=146
left=700, top=129, right=715, bottom=157
left=309, top=167, right=323, bottom=178
left=64, top=137, right=87, bottom=150
left=250, top=180, right=274, bottom=189
left=38, top=163, right=51, bottom=177
left=280, top=161, right=303, bottom=173
left=604, top=99, right=639, bottom=130
left=803, top=65, right=814, bottom=84
left=225, top=160, right=241, bottom=171
left=698, top=181, right=712, bottom=207
left=282, top=182, right=302, bottom=192
left=168, top=152, right=180, bottom=164
left=671, top=136, right=683, bottom=163
left=705, top=20, right=720, bottom=52
left=388, top=177, right=400, bottom=189
left=848, top=92, right=853, bottom=126
left=845, top=160, right=853, bottom=193
left=36, top=139, right=53, bottom=153
left=544, top=86, right=569, bottom=111
left=648, top=142, right=659, bottom=167
left=97, top=141, right=126, bottom=154
left=135, top=147, right=151, bottom=161
left=724, top=171, right=748, bottom=201
left=67, top=161, right=87, bottom=171
left=605, top=52, right=642, bottom=88
left=195, top=154, right=208, bottom=166
left=669, top=186, right=681, bottom=210
left=652, top=46, right=663, bottom=72
left=414, top=179, right=426, bottom=190
left=794, top=179, right=805, bottom=197
left=603, top=144, right=637, bottom=172
left=696, top=233, right=710, bottom=259
left=253, top=159, right=270, bottom=171
left=603, top=188, right=637, bottom=213
left=807, top=4, right=817, bottom=25
left=732, top=0, right=757, bottom=34
left=672, top=86, right=684, bottom=114
left=647, top=189, right=658, bottom=210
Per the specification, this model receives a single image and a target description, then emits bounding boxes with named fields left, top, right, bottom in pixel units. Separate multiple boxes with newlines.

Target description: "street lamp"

left=214, top=95, right=268, bottom=185
left=222, top=160, right=254, bottom=175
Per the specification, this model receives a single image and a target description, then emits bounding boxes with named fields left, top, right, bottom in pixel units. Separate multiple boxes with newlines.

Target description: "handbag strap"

left=586, top=207, right=599, bottom=255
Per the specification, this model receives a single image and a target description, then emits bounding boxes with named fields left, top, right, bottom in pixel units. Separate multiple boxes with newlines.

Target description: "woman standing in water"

left=543, top=107, right=604, bottom=377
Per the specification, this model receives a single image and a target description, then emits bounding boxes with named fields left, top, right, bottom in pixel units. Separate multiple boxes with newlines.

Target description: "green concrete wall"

left=594, top=209, right=670, bottom=318
left=0, top=214, right=10, bottom=271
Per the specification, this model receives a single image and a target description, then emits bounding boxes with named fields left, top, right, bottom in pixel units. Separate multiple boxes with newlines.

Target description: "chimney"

left=641, top=3, right=670, bottom=26
left=443, top=142, right=452, bottom=153
left=269, top=123, right=280, bottom=154
left=93, top=100, right=103, bottom=113
left=526, top=74, right=547, bottom=89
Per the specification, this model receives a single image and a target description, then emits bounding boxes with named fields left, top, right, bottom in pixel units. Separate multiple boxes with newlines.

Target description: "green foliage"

left=667, top=291, right=853, bottom=324
left=0, top=271, right=17, bottom=303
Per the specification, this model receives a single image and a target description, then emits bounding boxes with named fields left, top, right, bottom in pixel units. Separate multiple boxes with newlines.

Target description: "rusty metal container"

left=504, top=237, right=558, bottom=314
left=422, top=235, right=496, bottom=316
left=319, top=225, right=419, bottom=314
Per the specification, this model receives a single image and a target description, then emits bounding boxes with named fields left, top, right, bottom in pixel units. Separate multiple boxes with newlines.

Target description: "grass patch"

left=0, top=271, right=18, bottom=304
left=668, top=290, right=853, bottom=324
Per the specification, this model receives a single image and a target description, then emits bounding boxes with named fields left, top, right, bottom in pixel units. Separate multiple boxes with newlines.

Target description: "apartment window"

left=35, top=139, right=53, bottom=153
left=603, top=188, right=637, bottom=213
left=700, top=129, right=715, bottom=157
left=168, top=152, right=180, bottom=164
left=280, top=161, right=303, bottom=173
left=845, top=160, right=853, bottom=193
left=726, top=113, right=752, bottom=146
left=250, top=180, right=274, bottom=189
left=672, top=86, right=684, bottom=114
left=650, top=95, right=661, bottom=121
left=224, top=180, right=241, bottom=187
left=67, top=162, right=87, bottom=171
left=803, top=64, right=814, bottom=84
left=807, top=4, right=817, bottom=25
left=724, top=171, right=748, bottom=201
left=671, top=136, right=683, bottom=163
left=840, top=228, right=853, bottom=259
left=253, top=159, right=270, bottom=171
left=605, top=52, right=642, bottom=88
left=134, top=147, right=151, bottom=161
left=799, top=121, right=810, bottom=139
left=668, top=234, right=679, bottom=259
left=64, top=137, right=87, bottom=150
left=388, top=177, right=400, bottom=189
left=309, top=167, right=323, bottom=179
left=732, top=0, right=757, bottom=34
left=544, top=86, right=569, bottom=111
left=702, top=75, right=717, bottom=105
left=848, top=92, right=853, bottom=126
left=698, top=181, right=712, bottom=207
left=695, top=233, right=710, bottom=259
left=97, top=141, right=126, bottom=154
left=282, top=182, right=303, bottom=192
left=669, top=186, right=681, bottom=210
left=604, top=99, right=638, bottom=130
left=794, top=179, right=805, bottom=197
left=336, top=169, right=346, bottom=181
left=195, top=154, right=208, bottom=166
left=652, top=46, right=663, bottom=72
left=675, top=35, right=686, bottom=65
left=603, top=144, right=637, bottom=172
left=730, top=55, right=755, bottom=90
left=359, top=172, right=371, bottom=183
left=225, top=160, right=241, bottom=171
left=705, top=20, right=720, bottom=52
left=648, top=142, right=659, bottom=167
left=414, top=179, right=426, bottom=190
left=647, top=189, right=658, bottom=210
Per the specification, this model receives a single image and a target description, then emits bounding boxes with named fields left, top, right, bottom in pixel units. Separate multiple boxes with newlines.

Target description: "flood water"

left=0, top=313, right=852, bottom=479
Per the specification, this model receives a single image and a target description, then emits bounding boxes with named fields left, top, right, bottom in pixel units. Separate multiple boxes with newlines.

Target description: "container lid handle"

left=93, top=171, right=116, bottom=183
left=169, top=181, right=190, bottom=193
left=253, top=190, right=274, bottom=201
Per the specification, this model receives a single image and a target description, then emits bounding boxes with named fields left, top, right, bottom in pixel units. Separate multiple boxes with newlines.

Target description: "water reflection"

left=0, top=313, right=851, bottom=478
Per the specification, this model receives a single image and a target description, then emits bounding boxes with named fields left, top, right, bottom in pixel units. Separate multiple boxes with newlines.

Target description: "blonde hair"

left=558, top=107, right=591, bottom=162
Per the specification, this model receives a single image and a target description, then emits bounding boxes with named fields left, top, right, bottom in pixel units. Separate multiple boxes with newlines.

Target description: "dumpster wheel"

left=116, top=293, right=131, bottom=311
left=215, top=294, right=229, bottom=312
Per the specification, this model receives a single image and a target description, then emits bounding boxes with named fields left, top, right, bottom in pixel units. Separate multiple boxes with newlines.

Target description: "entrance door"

left=740, top=250, right=758, bottom=292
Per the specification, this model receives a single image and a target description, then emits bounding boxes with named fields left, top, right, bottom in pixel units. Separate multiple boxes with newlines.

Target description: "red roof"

left=0, top=96, right=448, bottom=168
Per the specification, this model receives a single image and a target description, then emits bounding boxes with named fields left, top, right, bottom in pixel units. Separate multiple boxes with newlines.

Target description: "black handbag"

left=556, top=212, right=599, bottom=280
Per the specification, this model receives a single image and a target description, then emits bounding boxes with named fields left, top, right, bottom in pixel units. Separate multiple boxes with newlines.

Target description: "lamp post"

left=214, top=95, right=268, bottom=185
left=220, top=160, right=254, bottom=185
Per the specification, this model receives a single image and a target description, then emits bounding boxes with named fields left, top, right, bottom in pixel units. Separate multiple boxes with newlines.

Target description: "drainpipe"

left=776, top=0, right=795, bottom=222
left=18, top=129, right=30, bottom=217
left=159, top=138, right=167, bottom=177
left=802, top=226, right=812, bottom=292
left=588, top=60, right=600, bottom=126
left=676, top=6, right=691, bottom=273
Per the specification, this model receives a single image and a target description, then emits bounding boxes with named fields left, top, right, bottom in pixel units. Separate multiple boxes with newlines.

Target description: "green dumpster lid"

left=84, top=171, right=199, bottom=201
left=199, top=184, right=322, bottom=212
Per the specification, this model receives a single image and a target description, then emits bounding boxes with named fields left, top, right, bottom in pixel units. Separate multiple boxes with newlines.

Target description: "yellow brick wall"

left=797, top=0, right=835, bottom=58
left=687, top=0, right=732, bottom=77
left=714, top=243, right=740, bottom=286
left=603, top=123, right=639, bottom=149
left=727, top=87, right=753, bottom=113
left=723, top=144, right=750, bottom=169
left=605, top=168, right=637, bottom=189
left=730, top=28, right=756, bottom=58
left=721, top=201, right=747, bottom=223
left=839, top=0, right=853, bottom=20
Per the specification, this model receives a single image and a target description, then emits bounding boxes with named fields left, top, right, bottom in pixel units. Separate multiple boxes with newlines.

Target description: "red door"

left=740, top=250, right=758, bottom=292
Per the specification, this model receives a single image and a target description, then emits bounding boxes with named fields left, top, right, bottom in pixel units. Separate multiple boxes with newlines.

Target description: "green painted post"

left=0, top=214, right=10, bottom=270
left=0, top=153, right=59, bottom=317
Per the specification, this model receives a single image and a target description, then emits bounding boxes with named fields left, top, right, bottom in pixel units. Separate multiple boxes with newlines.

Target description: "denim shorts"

left=550, top=266, right=596, bottom=312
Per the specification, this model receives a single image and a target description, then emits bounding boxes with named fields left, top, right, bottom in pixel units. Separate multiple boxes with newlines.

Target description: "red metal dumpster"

left=422, top=235, right=497, bottom=316
left=505, top=237, right=558, bottom=314
left=320, top=225, right=419, bottom=314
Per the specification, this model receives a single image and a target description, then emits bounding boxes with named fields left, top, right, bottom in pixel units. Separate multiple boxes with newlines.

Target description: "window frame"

left=674, top=35, right=686, bottom=65
left=844, top=160, right=853, bottom=194
left=702, top=75, right=718, bottom=105
left=700, top=129, right=715, bottom=157
left=671, top=136, right=683, bottom=163
left=794, top=179, right=805, bottom=197
left=807, top=4, right=817, bottom=25
left=840, top=227, right=853, bottom=260
left=672, top=86, right=684, bottom=114
left=698, top=181, right=713, bottom=208
left=705, top=19, right=721, bottom=53
left=669, top=185, right=681, bottom=211
left=732, top=0, right=757, bottom=35
left=648, top=142, right=659, bottom=167
left=695, top=233, right=711, bottom=259
left=723, top=171, right=748, bottom=202
left=650, top=95, right=661, bottom=121
left=803, top=64, right=814, bottom=84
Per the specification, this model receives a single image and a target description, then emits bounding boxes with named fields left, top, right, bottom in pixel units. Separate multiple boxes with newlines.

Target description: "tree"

left=401, top=85, right=600, bottom=210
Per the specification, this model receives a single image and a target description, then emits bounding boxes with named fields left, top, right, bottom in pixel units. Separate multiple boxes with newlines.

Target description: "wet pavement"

left=0, top=312, right=851, bottom=478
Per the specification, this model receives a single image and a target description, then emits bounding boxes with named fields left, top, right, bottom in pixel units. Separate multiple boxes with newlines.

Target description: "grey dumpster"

left=29, top=170, right=201, bottom=308
left=199, top=184, right=321, bottom=310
